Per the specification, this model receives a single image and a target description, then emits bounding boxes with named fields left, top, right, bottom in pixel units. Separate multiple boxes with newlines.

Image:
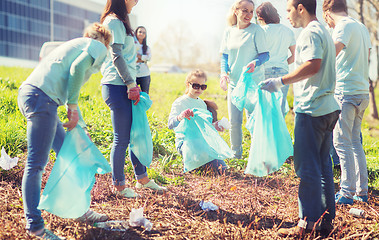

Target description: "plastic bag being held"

left=130, top=92, right=153, bottom=167
left=175, top=108, right=233, bottom=172
left=38, top=126, right=111, bottom=218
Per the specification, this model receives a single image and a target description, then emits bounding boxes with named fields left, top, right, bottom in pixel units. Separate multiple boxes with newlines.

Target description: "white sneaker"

left=115, top=187, right=140, bottom=198
left=75, top=209, right=108, bottom=223
left=136, top=179, right=167, bottom=193
left=29, top=228, right=64, bottom=240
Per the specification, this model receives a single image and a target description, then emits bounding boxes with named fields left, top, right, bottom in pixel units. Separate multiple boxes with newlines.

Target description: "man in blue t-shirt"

left=261, top=0, right=340, bottom=237
left=323, top=0, right=372, bottom=205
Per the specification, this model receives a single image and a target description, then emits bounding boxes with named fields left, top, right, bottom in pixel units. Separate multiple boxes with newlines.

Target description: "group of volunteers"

left=16, top=0, right=371, bottom=238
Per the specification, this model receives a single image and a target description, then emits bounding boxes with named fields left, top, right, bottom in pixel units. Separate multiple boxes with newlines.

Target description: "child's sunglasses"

left=189, top=82, right=207, bottom=90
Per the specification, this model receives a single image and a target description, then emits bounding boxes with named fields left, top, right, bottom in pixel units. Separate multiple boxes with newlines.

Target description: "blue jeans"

left=18, top=84, right=66, bottom=232
left=265, top=67, right=289, bottom=117
left=227, top=85, right=244, bottom=159
left=333, top=94, right=369, bottom=198
left=136, top=75, right=151, bottom=94
left=330, top=137, right=340, bottom=166
left=102, top=84, right=147, bottom=186
left=294, top=111, right=339, bottom=224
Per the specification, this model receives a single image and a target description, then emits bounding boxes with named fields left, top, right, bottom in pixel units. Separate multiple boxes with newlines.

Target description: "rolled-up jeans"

left=102, top=84, right=148, bottom=186
left=264, top=67, right=289, bottom=117
left=333, top=94, right=369, bottom=198
left=17, top=84, right=66, bottom=232
left=294, top=110, right=339, bottom=224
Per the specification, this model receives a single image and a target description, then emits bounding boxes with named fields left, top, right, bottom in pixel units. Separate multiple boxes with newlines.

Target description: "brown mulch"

left=1, top=159, right=378, bottom=240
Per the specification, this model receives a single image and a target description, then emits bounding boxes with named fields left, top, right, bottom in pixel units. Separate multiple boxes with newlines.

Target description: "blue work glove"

left=259, top=77, right=284, bottom=93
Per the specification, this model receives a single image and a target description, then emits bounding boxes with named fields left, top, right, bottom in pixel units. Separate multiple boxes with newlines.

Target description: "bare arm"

left=334, top=41, right=345, bottom=56
left=282, top=59, right=321, bottom=85
left=287, top=45, right=296, bottom=65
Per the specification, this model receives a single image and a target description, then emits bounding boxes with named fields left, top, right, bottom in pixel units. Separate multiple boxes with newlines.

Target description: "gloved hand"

left=128, top=86, right=141, bottom=105
left=177, top=109, right=194, bottom=121
left=220, top=74, right=230, bottom=91
left=213, top=121, right=225, bottom=132
left=63, top=108, right=79, bottom=131
left=260, top=77, right=284, bottom=93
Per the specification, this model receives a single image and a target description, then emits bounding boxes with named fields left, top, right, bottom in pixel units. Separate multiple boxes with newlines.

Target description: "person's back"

left=333, top=17, right=371, bottom=95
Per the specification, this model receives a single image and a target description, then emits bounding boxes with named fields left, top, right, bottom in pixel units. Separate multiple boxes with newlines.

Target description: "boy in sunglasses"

left=168, top=69, right=228, bottom=174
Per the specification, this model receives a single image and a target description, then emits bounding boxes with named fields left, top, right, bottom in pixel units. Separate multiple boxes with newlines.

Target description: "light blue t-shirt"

left=23, top=37, right=107, bottom=106
left=262, top=24, right=296, bottom=71
left=220, top=24, right=268, bottom=87
left=168, top=94, right=208, bottom=148
left=101, top=16, right=137, bottom=85
left=293, top=21, right=339, bottom=117
left=333, top=16, right=372, bottom=96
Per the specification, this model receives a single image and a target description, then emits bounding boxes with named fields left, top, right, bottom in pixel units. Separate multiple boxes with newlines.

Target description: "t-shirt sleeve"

left=255, top=26, right=268, bottom=54
left=288, top=28, right=296, bottom=46
left=107, top=18, right=125, bottom=45
left=299, top=30, right=323, bottom=62
left=332, top=22, right=351, bottom=46
left=219, top=28, right=229, bottom=54
left=85, top=40, right=108, bottom=69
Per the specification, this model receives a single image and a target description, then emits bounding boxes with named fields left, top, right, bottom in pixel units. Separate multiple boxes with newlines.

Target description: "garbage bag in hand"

left=231, top=66, right=264, bottom=113
left=130, top=92, right=153, bottom=167
left=38, top=126, right=111, bottom=218
left=175, top=108, right=233, bottom=172
left=244, top=76, right=293, bottom=177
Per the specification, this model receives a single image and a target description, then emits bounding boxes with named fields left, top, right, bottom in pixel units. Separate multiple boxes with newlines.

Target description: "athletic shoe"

left=353, top=195, right=368, bottom=203
left=115, top=187, right=140, bottom=198
left=136, top=179, right=167, bottom=193
left=75, top=209, right=108, bottom=223
left=29, top=228, right=64, bottom=240
left=335, top=192, right=353, bottom=205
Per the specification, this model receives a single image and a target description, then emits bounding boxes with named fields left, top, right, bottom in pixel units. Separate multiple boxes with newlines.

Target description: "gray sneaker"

left=75, top=209, right=109, bottom=223
left=30, top=228, right=64, bottom=240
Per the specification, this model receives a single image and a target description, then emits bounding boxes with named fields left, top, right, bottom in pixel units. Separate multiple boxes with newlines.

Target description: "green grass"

left=1, top=66, right=379, bottom=189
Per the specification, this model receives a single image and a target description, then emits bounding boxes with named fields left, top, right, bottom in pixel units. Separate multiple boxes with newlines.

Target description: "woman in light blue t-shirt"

left=18, top=23, right=111, bottom=239
left=219, top=0, right=269, bottom=159
left=256, top=2, right=296, bottom=117
left=100, top=0, right=166, bottom=199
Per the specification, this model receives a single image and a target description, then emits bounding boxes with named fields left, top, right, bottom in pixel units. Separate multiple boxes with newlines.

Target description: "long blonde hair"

left=184, top=69, right=207, bottom=94
left=227, top=0, right=255, bottom=26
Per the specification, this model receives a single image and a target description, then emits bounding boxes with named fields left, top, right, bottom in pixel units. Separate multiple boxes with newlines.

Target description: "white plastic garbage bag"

left=0, top=147, right=19, bottom=170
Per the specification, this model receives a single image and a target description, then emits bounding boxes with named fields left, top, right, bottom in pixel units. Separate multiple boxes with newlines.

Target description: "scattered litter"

left=129, top=207, right=153, bottom=231
left=218, top=117, right=231, bottom=130
left=0, top=147, right=19, bottom=170
left=93, top=220, right=129, bottom=231
left=199, top=201, right=219, bottom=211
left=349, top=208, right=365, bottom=218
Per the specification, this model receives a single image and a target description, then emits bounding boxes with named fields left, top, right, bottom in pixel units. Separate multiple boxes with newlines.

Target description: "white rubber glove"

left=260, top=77, right=284, bottom=93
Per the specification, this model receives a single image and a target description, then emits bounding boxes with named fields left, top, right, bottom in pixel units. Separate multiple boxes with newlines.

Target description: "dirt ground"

left=1, top=159, right=378, bottom=240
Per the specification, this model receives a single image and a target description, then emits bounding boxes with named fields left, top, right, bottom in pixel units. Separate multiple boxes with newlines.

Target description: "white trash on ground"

left=199, top=201, right=219, bottom=211
left=0, top=147, right=19, bottom=170
left=129, top=207, right=153, bottom=231
left=93, top=221, right=129, bottom=231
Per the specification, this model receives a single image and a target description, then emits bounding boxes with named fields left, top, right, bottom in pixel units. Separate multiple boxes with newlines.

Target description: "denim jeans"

left=333, top=94, right=369, bottom=198
left=18, top=84, right=66, bottom=232
left=294, top=111, right=339, bottom=223
left=102, top=84, right=147, bottom=186
left=227, top=85, right=244, bottom=159
left=265, top=67, right=289, bottom=117
left=330, top=137, right=340, bottom=166
left=136, top=75, right=151, bottom=94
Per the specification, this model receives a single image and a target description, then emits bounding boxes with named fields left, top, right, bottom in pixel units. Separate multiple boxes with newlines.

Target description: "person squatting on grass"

left=135, top=26, right=152, bottom=94
left=322, top=0, right=372, bottom=205
left=260, top=0, right=340, bottom=237
left=256, top=1, right=296, bottom=117
left=168, top=70, right=228, bottom=175
left=219, top=0, right=269, bottom=159
left=17, top=23, right=112, bottom=239
left=100, top=0, right=166, bottom=199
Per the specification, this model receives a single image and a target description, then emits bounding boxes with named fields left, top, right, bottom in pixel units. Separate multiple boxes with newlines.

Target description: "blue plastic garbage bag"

left=231, top=66, right=264, bottom=112
left=38, top=126, right=111, bottom=218
left=175, top=108, right=233, bottom=172
left=244, top=76, right=293, bottom=177
left=130, top=92, right=153, bottom=167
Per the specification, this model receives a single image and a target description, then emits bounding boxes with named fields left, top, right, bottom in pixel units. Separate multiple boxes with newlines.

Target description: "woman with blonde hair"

left=219, top=0, right=269, bottom=159
left=256, top=2, right=296, bottom=117
left=18, top=22, right=111, bottom=239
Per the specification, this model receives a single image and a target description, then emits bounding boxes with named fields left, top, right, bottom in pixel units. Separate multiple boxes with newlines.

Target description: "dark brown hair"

left=135, top=26, right=147, bottom=54
left=100, top=0, right=133, bottom=36
left=291, top=0, right=317, bottom=15
left=256, top=2, right=280, bottom=24
left=322, top=0, right=347, bottom=13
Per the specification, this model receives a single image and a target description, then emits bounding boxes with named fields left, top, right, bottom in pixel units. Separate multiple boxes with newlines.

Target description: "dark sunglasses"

left=189, top=82, right=207, bottom=90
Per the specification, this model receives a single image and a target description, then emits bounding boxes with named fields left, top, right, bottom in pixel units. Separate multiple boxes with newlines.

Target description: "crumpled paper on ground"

left=199, top=201, right=219, bottom=211
left=0, top=147, right=19, bottom=170
left=129, top=207, right=153, bottom=231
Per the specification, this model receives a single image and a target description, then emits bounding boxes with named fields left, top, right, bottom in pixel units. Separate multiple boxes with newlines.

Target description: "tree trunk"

left=369, top=79, right=379, bottom=119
